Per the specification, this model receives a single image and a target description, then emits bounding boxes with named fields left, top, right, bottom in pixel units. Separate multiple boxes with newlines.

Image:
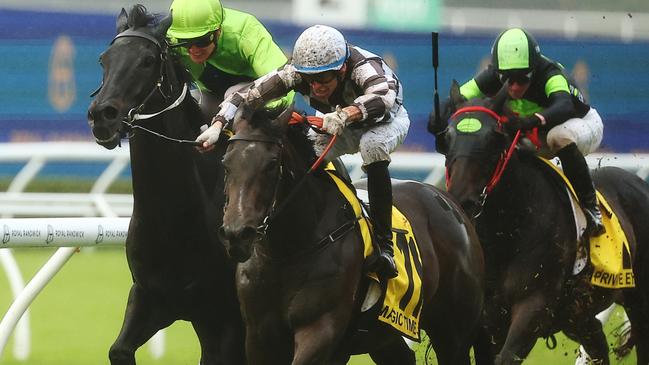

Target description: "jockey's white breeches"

left=310, top=105, right=410, bottom=167
left=536, top=107, right=603, bottom=157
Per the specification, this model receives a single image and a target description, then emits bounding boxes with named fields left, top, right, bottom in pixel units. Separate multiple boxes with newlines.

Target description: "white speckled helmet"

left=292, top=25, right=349, bottom=74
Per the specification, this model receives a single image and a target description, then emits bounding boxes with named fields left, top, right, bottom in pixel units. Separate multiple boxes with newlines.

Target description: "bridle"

left=448, top=105, right=522, bottom=217
left=226, top=129, right=356, bottom=262
left=91, top=28, right=199, bottom=146
left=227, top=133, right=285, bottom=237
left=226, top=117, right=337, bottom=239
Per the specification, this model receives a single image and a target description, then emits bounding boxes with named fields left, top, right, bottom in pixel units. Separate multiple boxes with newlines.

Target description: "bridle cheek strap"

left=485, top=130, right=521, bottom=194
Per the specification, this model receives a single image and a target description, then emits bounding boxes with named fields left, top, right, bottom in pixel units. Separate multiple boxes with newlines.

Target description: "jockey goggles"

left=176, top=31, right=216, bottom=49
left=300, top=70, right=338, bottom=85
left=498, top=69, right=533, bottom=84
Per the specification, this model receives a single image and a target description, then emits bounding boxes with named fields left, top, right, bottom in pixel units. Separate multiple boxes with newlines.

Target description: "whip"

left=432, top=32, right=440, bottom=124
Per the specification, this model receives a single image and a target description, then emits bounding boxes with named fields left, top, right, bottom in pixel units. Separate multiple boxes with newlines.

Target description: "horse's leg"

left=109, top=285, right=173, bottom=365
left=191, top=313, right=245, bottom=365
left=290, top=314, right=347, bottom=365
left=426, top=319, right=475, bottom=365
left=368, top=337, right=416, bottom=365
left=495, top=292, right=552, bottom=365
left=473, top=323, right=497, bottom=365
left=563, top=314, right=610, bottom=365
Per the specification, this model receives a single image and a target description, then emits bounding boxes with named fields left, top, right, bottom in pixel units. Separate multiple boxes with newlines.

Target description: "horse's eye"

left=139, top=55, right=156, bottom=68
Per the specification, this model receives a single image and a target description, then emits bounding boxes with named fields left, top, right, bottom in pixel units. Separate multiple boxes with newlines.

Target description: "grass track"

left=0, top=249, right=636, bottom=364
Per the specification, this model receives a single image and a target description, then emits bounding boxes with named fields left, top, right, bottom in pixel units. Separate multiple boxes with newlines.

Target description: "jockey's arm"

left=341, top=105, right=363, bottom=124
left=195, top=67, right=295, bottom=152
left=539, top=75, right=576, bottom=128
left=460, top=66, right=502, bottom=99
left=220, top=65, right=296, bottom=120
left=348, top=59, right=397, bottom=124
left=541, top=91, right=575, bottom=128
left=242, top=23, right=295, bottom=109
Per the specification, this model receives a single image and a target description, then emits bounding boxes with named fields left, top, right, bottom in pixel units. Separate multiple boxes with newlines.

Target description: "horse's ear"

left=276, top=103, right=294, bottom=126
left=491, top=82, right=509, bottom=114
left=449, top=79, right=465, bottom=109
left=154, top=11, right=173, bottom=38
left=269, top=104, right=293, bottom=133
left=116, top=8, right=129, bottom=33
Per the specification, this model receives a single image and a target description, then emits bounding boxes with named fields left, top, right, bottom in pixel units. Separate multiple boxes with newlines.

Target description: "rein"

left=92, top=28, right=200, bottom=146
left=449, top=106, right=522, bottom=217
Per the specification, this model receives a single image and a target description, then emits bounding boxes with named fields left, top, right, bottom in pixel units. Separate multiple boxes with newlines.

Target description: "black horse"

left=218, top=104, right=484, bottom=364
left=440, top=81, right=649, bottom=365
left=87, top=6, right=244, bottom=364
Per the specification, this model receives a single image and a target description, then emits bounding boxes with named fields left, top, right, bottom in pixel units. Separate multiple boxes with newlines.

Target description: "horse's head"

left=87, top=5, right=175, bottom=149
left=219, top=105, right=298, bottom=262
left=443, top=80, right=512, bottom=217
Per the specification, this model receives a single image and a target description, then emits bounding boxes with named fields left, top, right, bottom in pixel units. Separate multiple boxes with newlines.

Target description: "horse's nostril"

left=102, top=106, right=119, bottom=121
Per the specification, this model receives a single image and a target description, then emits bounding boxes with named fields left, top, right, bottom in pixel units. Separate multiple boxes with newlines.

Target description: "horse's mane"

left=127, top=4, right=159, bottom=29
left=246, top=106, right=319, bottom=167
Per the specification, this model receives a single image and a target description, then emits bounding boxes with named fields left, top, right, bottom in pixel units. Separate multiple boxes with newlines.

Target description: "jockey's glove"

left=427, top=98, right=451, bottom=135
left=195, top=116, right=224, bottom=153
left=322, top=107, right=350, bottom=136
left=506, top=114, right=541, bottom=132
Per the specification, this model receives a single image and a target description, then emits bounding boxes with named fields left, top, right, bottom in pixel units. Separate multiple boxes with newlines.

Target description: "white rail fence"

left=0, top=142, right=647, bottom=361
left=1, top=143, right=649, bottom=217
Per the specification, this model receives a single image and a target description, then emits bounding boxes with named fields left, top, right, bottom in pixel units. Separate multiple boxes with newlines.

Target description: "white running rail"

left=0, top=142, right=647, bottom=361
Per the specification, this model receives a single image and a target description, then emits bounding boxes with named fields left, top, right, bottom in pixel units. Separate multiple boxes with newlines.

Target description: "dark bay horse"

left=440, top=81, right=649, bottom=364
left=87, top=6, right=244, bottom=364
left=218, top=105, right=484, bottom=364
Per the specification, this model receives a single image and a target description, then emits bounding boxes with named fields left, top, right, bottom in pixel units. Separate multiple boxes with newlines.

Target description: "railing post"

left=0, top=247, right=77, bottom=358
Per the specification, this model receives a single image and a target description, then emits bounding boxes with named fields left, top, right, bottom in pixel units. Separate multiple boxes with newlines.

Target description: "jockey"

left=166, top=0, right=293, bottom=136
left=198, top=24, right=410, bottom=280
left=429, top=28, right=605, bottom=237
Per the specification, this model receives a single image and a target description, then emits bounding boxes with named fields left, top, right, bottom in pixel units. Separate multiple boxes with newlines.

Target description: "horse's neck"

left=484, top=152, right=568, bottom=239
left=129, top=107, right=203, bottom=207
left=264, top=170, right=333, bottom=256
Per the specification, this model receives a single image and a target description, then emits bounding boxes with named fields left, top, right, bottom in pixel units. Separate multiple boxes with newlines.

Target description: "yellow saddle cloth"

left=539, top=157, right=635, bottom=289
left=326, top=170, right=424, bottom=341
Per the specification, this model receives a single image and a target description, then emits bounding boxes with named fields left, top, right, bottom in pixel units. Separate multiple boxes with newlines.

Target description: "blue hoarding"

left=1, top=7, right=648, bottom=152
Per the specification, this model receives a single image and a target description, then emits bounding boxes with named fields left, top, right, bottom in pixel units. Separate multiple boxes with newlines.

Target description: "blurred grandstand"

left=0, top=0, right=648, bottom=152
left=3, top=0, right=649, bottom=38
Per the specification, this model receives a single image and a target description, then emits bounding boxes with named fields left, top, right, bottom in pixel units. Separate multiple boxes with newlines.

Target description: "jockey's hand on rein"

left=506, top=114, right=541, bottom=133
left=195, top=116, right=225, bottom=153
left=322, top=107, right=350, bottom=136
left=427, top=97, right=452, bottom=135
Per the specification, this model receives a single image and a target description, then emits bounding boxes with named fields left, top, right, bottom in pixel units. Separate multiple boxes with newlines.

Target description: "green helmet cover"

left=168, top=0, right=224, bottom=40
left=491, top=28, right=540, bottom=72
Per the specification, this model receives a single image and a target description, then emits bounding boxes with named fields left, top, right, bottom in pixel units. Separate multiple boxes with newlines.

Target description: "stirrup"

left=584, top=208, right=605, bottom=237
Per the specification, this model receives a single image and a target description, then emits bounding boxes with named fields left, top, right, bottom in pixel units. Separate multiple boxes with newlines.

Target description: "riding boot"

left=557, top=143, right=605, bottom=237
left=366, top=160, right=399, bottom=279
